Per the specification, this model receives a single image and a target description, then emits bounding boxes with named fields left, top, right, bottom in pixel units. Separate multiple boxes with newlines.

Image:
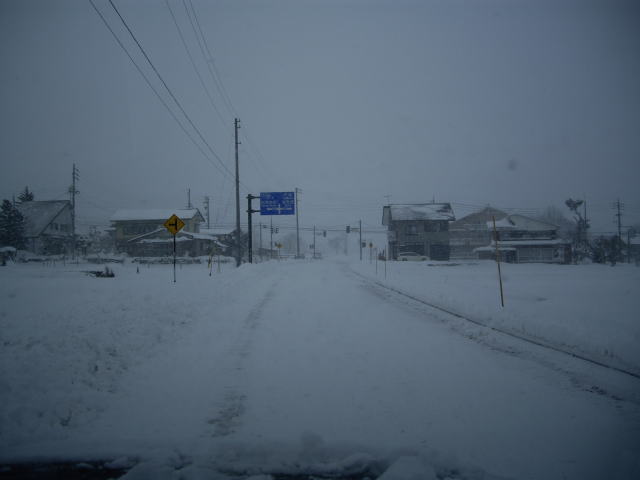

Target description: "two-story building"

left=382, top=203, right=456, bottom=260
left=17, top=200, right=73, bottom=254
left=475, top=214, right=571, bottom=263
left=449, top=206, right=507, bottom=260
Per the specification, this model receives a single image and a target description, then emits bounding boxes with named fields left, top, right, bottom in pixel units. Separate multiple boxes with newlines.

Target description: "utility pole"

left=259, top=222, right=263, bottom=261
left=615, top=198, right=623, bottom=243
left=69, top=164, right=79, bottom=259
left=270, top=217, right=273, bottom=260
left=313, top=225, right=316, bottom=259
left=359, top=219, right=362, bottom=261
left=187, top=188, right=192, bottom=209
left=583, top=194, right=588, bottom=244
left=204, top=196, right=210, bottom=229
left=295, top=187, right=301, bottom=258
left=614, top=198, right=624, bottom=262
left=235, top=118, right=242, bottom=267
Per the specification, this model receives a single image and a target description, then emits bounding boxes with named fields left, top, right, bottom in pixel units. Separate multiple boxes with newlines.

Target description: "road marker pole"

left=375, top=248, right=378, bottom=275
left=492, top=216, right=505, bottom=307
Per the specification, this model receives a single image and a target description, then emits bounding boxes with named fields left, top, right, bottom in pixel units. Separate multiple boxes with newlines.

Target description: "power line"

left=185, top=0, right=237, bottom=118
left=184, top=0, right=280, bottom=187
left=164, top=0, right=228, bottom=128
left=89, top=0, right=232, bottom=181
left=106, top=0, right=235, bottom=180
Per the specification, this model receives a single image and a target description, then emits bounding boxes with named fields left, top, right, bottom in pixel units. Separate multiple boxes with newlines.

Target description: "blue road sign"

left=260, top=192, right=295, bottom=215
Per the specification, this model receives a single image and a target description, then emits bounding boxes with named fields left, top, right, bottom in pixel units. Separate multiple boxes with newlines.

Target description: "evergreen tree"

left=0, top=199, right=26, bottom=249
left=17, top=186, right=34, bottom=203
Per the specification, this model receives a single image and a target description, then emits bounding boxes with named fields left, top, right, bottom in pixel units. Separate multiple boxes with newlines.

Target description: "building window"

left=407, top=224, right=418, bottom=235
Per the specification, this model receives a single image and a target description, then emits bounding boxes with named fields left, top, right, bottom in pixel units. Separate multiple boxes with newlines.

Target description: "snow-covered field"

left=1, top=258, right=639, bottom=479
left=351, top=259, right=640, bottom=377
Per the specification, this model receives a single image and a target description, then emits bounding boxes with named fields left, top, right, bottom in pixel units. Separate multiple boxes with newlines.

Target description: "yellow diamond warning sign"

left=164, top=214, right=185, bottom=235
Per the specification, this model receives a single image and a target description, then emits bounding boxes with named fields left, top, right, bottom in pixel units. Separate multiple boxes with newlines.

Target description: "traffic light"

left=276, top=227, right=279, bottom=233
left=346, top=226, right=351, bottom=233
left=323, top=230, right=327, bottom=237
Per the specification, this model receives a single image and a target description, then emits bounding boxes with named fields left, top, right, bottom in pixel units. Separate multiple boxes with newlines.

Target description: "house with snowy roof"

left=382, top=203, right=456, bottom=260
left=16, top=200, right=73, bottom=254
left=449, top=206, right=508, bottom=260
left=110, top=208, right=211, bottom=256
left=474, top=214, right=571, bottom=264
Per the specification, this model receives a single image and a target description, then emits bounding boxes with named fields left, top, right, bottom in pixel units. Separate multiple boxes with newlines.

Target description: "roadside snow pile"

left=351, top=260, right=640, bottom=375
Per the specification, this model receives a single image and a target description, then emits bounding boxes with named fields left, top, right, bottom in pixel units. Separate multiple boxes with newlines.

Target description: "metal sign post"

left=164, top=214, right=185, bottom=283
left=247, top=194, right=260, bottom=263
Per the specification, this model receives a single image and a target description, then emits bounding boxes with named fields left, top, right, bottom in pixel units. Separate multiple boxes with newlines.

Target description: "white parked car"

left=397, top=252, right=428, bottom=261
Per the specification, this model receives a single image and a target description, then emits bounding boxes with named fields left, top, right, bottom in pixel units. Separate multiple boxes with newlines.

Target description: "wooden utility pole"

left=359, top=220, right=362, bottom=261
left=235, top=118, right=241, bottom=267
left=615, top=198, right=623, bottom=243
left=295, top=187, right=301, bottom=258
left=204, top=196, right=210, bottom=229
left=69, top=164, right=79, bottom=259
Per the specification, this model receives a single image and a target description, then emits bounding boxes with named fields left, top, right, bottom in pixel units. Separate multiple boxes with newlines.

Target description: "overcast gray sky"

left=1, top=0, right=639, bottom=234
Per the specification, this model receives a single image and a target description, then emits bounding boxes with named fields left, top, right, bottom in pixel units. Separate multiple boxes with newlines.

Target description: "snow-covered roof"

left=488, top=239, right=568, bottom=247
left=199, top=227, right=234, bottom=236
left=474, top=246, right=517, bottom=252
left=16, top=200, right=71, bottom=237
left=139, top=237, right=192, bottom=244
left=0, top=246, right=17, bottom=252
left=127, top=228, right=222, bottom=246
left=110, top=208, right=203, bottom=222
left=488, top=214, right=557, bottom=231
left=450, top=207, right=507, bottom=230
left=383, top=203, right=455, bottom=224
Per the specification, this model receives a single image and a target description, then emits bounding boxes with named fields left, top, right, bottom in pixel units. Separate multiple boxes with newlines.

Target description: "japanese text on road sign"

left=260, top=192, right=295, bottom=215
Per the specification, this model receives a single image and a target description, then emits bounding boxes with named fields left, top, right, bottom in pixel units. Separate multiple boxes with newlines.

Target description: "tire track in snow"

left=207, top=276, right=281, bottom=438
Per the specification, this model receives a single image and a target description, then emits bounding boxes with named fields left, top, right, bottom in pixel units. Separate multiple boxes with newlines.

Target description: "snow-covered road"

left=234, top=260, right=639, bottom=480
left=1, top=259, right=639, bottom=479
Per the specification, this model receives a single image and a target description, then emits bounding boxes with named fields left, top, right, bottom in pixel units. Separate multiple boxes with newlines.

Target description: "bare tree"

left=565, top=198, right=590, bottom=262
